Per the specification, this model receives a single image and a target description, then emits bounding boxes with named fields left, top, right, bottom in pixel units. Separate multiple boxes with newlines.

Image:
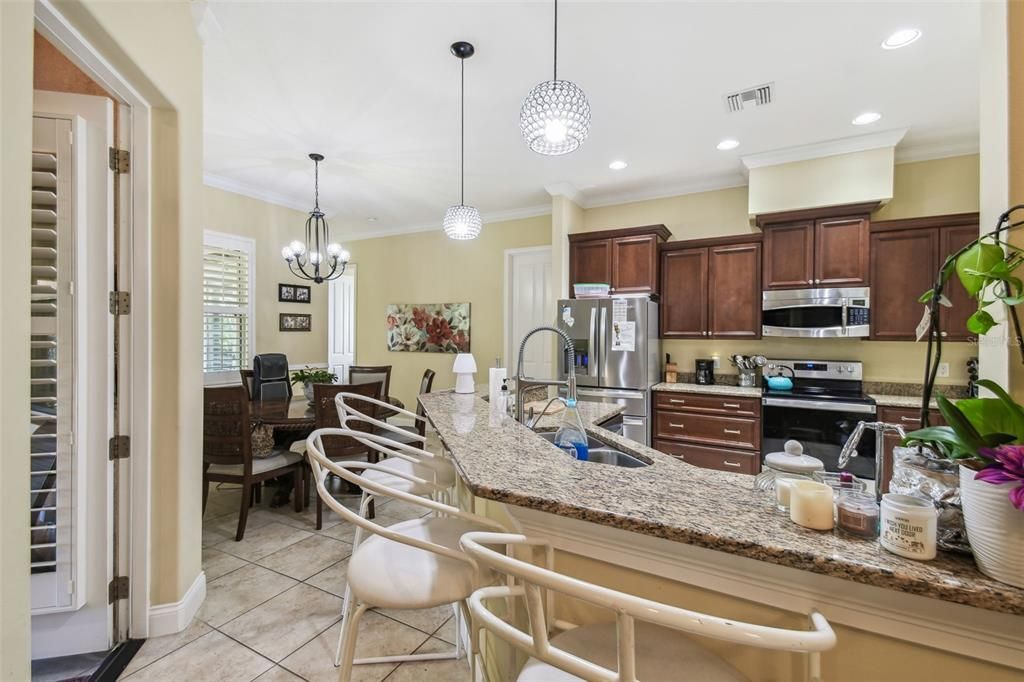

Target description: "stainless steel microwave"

left=762, top=287, right=870, bottom=338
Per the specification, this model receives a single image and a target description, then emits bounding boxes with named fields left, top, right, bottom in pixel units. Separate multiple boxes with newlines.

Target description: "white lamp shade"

left=453, top=353, right=477, bottom=394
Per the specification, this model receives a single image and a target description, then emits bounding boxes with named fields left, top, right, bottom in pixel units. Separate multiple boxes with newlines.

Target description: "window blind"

left=203, top=244, right=251, bottom=374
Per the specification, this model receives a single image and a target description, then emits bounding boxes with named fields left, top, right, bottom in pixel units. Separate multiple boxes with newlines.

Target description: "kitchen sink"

left=535, top=431, right=649, bottom=468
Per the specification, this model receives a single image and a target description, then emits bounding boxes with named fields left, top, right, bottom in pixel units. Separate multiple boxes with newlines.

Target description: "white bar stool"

left=306, top=428, right=503, bottom=681
left=460, top=531, right=837, bottom=682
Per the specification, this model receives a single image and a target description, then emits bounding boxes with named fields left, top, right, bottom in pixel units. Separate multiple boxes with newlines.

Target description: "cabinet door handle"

left=669, top=422, right=685, bottom=429
left=940, top=331, right=948, bottom=338
left=722, top=402, right=741, bottom=409
left=899, top=416, right=921, bottom=423
left=722, top=460, right=742, bottom=468
left=723, top=428, right=742, bottom=435
left=669, top=399, right=686, bottom=404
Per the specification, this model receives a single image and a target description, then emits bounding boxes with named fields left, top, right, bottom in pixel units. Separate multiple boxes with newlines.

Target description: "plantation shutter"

left=203, top=235, right=254, bottom=383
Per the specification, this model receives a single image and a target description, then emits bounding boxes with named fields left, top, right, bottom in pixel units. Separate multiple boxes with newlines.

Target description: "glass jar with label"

left=836, top=491, right=879, bottom=538
left=880, top=493, right=938, bottom=560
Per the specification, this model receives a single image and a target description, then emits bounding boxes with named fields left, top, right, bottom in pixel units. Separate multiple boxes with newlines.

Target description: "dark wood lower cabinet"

left=652, top=390, right=761, bottom=475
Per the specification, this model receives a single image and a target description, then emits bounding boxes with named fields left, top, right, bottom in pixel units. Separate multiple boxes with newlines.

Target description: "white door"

left=506, top=247, right=554, bottom=377
left=328, top=264, right=357, bottom=380
left=31, top=92, right=115, bottom=658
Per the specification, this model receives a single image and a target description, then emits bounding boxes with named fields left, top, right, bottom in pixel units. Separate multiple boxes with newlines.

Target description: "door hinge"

left=108, top=576, right=129, bottom=603
left=109, top=290, right=131, bottom=315
left=109, top=435, right=130, bottom=460
left=108, top=147, right=130, bottom=174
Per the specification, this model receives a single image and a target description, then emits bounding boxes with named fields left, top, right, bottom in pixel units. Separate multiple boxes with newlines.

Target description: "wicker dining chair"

left=202, top=385, right=304, bottom=540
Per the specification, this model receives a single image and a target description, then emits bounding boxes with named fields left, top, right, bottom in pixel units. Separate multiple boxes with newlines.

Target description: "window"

left=203, top=232, right=255, bottom=384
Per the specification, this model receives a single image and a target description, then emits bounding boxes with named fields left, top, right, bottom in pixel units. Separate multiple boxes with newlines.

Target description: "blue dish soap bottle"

left=553, top=397, right=589, bottom=461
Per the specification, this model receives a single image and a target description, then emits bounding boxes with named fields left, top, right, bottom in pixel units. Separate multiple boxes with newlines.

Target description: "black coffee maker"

left=695, top=359, right=715, bottom=385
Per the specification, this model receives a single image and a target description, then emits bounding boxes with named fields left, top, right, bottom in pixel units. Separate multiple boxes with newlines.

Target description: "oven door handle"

left=841, top=299, right=848, bottom=336
left=762, top=397, right=877, bottom=414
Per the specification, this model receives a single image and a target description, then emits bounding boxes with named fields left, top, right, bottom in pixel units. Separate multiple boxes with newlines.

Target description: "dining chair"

left=387, top=368, right=435, bottom=445
left=253, top=353, right=292, bottom=400
left=202, top=385, right=304, bottom=540
left=290, top=381, right=383, bottom=529
left=460, top=531, right=837, bottom=682
left=348, top=365, right=392, bottom=400
left=239, top=368, right=255, bottom=400
left=305, top=429, right=504, bottom=680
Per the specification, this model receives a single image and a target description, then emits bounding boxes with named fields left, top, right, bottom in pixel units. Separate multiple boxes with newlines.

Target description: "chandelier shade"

left=520, top=0, right=590, bottom=155
left=280, top=153, right=349, bottom=283
left=443, top=204, right=482, bottom=240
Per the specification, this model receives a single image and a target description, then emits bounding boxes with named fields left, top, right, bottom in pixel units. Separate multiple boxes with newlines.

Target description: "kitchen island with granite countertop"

left=419, top=388, right=1024, bottom=677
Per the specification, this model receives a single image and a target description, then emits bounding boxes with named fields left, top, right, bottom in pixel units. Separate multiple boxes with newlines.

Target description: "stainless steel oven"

left=761, top=360, right=878, bottom=480
left=762, top=287, right=870, bottom=338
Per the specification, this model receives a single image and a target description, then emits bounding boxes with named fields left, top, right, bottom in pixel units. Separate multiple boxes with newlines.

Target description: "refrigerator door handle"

left=588, top=306, right=599, bottom=378
left=598, top=304, right=607, bottom=378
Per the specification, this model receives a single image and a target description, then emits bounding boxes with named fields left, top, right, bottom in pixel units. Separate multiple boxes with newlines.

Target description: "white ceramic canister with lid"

left=880, top=494, right=938, bottom=560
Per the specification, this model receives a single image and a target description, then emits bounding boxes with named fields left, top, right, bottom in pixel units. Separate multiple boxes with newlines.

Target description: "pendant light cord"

left=460, top=56, right=465, bottom=205
left=313, top=158, right=320, bottom=211
left=553, top=0, right=558, bottom=82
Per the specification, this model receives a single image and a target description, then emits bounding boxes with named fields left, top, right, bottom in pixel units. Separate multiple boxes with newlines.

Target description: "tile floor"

left=119, top=470, right=470, bottom=682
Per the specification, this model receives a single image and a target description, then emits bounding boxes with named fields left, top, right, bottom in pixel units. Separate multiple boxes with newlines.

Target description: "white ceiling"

left=201, top=1, right=980, bottom=239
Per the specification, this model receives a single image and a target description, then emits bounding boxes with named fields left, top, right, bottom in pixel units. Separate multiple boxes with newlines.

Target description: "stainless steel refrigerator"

left=556, top=297, right=660, bottom=445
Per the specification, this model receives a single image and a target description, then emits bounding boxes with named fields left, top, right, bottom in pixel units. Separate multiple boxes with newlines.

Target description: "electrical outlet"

left=937, top=362, right=950, bottom=378
left=712, top=356, right=721, bottom=370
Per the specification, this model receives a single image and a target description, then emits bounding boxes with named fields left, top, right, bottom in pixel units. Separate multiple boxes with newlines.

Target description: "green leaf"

left=956, top=242, right=1004, bottom=297
left=918, top=289, right=935, bottom=304
left=974, top=379, right=1024, bottom=437
left=936, top=396, right=989, bottom=454
left=967, top=309, right=997, bottom=334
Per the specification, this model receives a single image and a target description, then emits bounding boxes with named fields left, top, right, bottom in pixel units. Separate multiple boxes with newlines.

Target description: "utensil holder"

left=737, top=367, right=757, bottom=387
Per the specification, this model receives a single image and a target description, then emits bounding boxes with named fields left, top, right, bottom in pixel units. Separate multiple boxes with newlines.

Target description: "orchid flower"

left=976, top=445, right=1024, bottom=511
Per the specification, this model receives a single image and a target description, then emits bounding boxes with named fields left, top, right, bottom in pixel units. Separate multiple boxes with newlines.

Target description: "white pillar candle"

left=789, top=480, right=835, bottom=530
left=775, top=478, right=793, bottom=510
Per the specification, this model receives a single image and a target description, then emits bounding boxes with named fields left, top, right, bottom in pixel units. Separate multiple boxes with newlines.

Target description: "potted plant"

left=290, top=366, right=338, bottom=404
left=903, top=204, right=1024, bottom=586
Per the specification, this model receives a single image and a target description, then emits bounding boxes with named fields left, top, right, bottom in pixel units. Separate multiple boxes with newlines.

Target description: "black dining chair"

left=253, top=353, right=292, bottom=400
left=387, top=368, right=436, bottom=445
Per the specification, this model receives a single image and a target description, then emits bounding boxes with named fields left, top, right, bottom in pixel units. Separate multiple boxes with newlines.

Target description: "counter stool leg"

left=337, top=602, right=368, bottom=682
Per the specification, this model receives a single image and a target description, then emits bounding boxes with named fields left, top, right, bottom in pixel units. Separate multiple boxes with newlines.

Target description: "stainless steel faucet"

left=515, top=326, right=576, bottom=425
left=838, top=421, right=907, bottom=501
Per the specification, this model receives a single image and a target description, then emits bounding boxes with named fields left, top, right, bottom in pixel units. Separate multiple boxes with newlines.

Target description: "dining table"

left=252, top=394, right=406, bottom=434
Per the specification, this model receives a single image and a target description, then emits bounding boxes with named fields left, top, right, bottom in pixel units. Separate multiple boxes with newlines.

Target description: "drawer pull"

left=669, top=422, right=685, bottom=429
left=669, top=399, right=686, bottom=404
left=899, top=416, right=921, bottom=423
left=723, top=461, right=742, bottom=468
left=723, top=428, right=742, bottom=435
left=723, top=402, right=741, bottom=409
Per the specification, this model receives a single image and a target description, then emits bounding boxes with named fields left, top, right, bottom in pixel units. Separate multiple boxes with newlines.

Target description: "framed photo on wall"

left=279, top=313, right=311, bottom=332
left=294, top=285, right=311, bottom=303
left=278, top=283, right=296, bottom=302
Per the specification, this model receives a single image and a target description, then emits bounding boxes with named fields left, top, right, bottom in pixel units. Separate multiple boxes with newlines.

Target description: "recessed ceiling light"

left=608, top=160, right=628, bottom=170
left=882, top=29, right=922, bottom=50
left=367, top=217, right=377, bottom=222
left=716, top=139, right=740, bottom=151
left=852, top=112, right=882, bottom=126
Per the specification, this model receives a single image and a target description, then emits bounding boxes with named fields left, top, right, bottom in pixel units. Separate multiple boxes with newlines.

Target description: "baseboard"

left=147, top=571, right=206, bottom=638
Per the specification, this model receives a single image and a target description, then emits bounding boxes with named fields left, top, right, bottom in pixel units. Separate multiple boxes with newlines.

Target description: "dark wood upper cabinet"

left=815, top=217, right=870, bottom=287
left=708, top=242, right=762, bottom=338
left=612, top=234, right=660, bottom=295
left=869, top=213, right=980, bottom=341
left=762, top=221, right=814, bottom=289
left=869, top=228, right=938, bottom=340
left=660, top=235, right=762, bottom=339
left=569, top=239, right=612, bottom=290
left=940, top=223, right=981, bottom=342
left=568, top=225, right=671, bottom=296
left=660, top=248, right=708, bottom=338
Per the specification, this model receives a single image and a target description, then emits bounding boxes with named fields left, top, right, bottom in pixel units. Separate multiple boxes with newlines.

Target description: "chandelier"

left=281, top=153, right=349, bottom=283
left=519, top=0, right=591, bottom=155
left=443, top=41, right=482, bottom=240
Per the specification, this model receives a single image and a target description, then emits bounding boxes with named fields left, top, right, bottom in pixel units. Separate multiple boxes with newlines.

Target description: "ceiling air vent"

left=724, top=82, right=774, bottom=112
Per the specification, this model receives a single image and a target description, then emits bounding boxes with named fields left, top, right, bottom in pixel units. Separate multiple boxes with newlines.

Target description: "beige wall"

left=1008, top=0, right=1024, bottom=400
left=581, top=155, right=980, bottom=386
left=204, top=186, right=328, bottom=366
left=348, top=215, right=551, bottom=407
left=1, top=1, right=35, bottom=677
left=748, top=147, right=896, bottom=216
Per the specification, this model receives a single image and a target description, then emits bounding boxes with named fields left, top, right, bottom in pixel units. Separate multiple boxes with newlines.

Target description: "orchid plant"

left=904, top=204, right=1024, bottom=511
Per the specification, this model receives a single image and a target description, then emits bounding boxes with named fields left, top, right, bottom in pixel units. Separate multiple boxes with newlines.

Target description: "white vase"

left=959, top=464, right=1024, bottom=587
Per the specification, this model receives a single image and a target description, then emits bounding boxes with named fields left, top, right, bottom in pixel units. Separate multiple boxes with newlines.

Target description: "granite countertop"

left=419, top=389, right=1024, bottom=616
left=870, top=394, right=940, bottom=409
left=653, top=382, right=762, bottom=397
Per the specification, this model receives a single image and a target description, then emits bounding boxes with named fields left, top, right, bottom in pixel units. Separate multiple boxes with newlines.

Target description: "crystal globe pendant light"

left=280, top=153, right=350, bottom=283
left=519, top=0, right=591, bottom=155
left=443, top=41, right=483, bottom=240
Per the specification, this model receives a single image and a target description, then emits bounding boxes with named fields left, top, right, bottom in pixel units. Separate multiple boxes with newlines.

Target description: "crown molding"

left=203, top=172, right=310, bottom=213
left=340, top=202, right=552, bottom=243
left=741, top=128, right=909, bottom=170
left=894, top=139, right=980, bottom=164
left=544, top=182, right=584, bottom=205
left=579, top=171, right=748, bottom=210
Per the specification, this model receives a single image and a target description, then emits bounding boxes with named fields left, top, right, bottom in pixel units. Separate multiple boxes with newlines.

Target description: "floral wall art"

left=385, top=303, right=470, bottom=353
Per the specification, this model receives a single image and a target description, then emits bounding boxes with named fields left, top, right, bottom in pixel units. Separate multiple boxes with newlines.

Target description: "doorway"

left=505, top=247, right=554, bottom=375
left=328, top=263, right=357, bottom=380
